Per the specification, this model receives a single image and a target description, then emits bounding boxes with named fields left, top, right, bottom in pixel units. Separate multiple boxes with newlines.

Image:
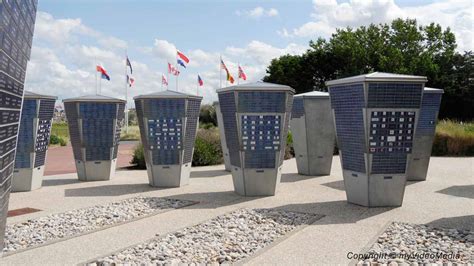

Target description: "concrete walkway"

left=2, top=156, right=473, bottom=265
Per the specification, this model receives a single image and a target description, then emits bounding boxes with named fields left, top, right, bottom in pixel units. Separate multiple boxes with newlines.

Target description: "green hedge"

left=192, top=128, right=223, bottom=166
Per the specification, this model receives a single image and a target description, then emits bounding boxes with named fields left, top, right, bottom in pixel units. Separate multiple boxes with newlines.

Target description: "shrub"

left=199, top=104, right=217, bottom=126
left=50, top=134, right=67, bottom=146
left=131, top=143, right=146, bottom=169
left=284, top=131, right=294, bottom=159
left=192, top=128, right=223, bottom=166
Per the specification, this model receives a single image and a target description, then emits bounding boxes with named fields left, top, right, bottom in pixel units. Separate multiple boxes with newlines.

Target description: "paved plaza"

left=1, top=156, right=472, bottom=265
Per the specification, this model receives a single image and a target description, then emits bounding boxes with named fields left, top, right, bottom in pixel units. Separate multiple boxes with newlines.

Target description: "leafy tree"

left=264, top=18, right=472, bottom=120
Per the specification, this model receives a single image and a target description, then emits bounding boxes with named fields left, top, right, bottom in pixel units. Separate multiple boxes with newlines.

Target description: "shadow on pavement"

left=426, top=215, right=474, bottom=231
left=321, top=180, right=345, bottom=191
left=436, top=185, right=474, bottom=199
left=64, top=183, right=161, bottom=197
left=166, top=190, right=261, bottom=209
left=42, top=178, right=81, bottom=186
left=274, top=200, right=394, bottom=224
left=190, top=169, right=229, bottom=178
left=280, top=173, right=326, bottom=183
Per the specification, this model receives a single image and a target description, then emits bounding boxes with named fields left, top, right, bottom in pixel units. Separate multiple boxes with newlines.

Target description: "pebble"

left=360, top=222, right=473, bottom=264
left=3, top=197, right=195, bottom=253
left=93, top=208, right=317, bottom=265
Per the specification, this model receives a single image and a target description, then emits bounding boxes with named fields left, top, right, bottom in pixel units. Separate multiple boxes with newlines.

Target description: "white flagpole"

left=219, top=55, right=222, bottom=89
left=237, top=62, right=240, bottom=85
left=196, top=74, right=199, bottom=96
left=95, top=58, right=98, bottom=95
left=124, top=51, right=129, bottom=134
left=99, top=74, right=102, bottom=95
left=176, top=62, right=179, bottom=92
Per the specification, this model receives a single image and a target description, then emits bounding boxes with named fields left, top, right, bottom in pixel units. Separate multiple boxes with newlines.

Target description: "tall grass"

left=433, top=120, right=474, bottom=156
left=51, top=122, right=69, bottom=144
left=120, top=125, right=140, bottom=141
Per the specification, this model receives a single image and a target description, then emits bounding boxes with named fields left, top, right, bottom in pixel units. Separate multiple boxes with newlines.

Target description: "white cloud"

left=280, top=0, right=472, bottom=51
left=236, top=6, right=279, bottom=19
left=26, top=12, right=303, bottom=104
left=151, top=39, right=177, bottom=62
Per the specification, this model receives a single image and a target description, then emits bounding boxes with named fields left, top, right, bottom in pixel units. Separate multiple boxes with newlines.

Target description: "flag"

left=168, top=62, right=180, bottom=76
left=238, top=65, right=247, bottom=81
left=177, top=50, right=189, bottom=64
left=126, top=56, right=133, bottom=74
left=198, top=74, right=203, bottom=86
left=177, top=59, right=186, bottom=68
left=162, top=74, right=168, bottom=86
left=126, top=75, right=135, bottom=87
left=96, top=65, right=110, bottom=81
left=220, top=59, right=234, bottom=84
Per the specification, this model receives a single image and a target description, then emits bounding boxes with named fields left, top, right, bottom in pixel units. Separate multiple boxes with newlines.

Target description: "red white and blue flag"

left=126, top=75, right=135, bottom=87
left=198, top=74, right=203, bottom=86
left=162, top=74, right=168, bottom=86
left=177, top=50, right=189, bottom=69
left=177, top=50, right=189, bottom=64
left=96, top=65, right=110, bottom=81
left=168, top=62, right=180, bottom=76
left=238, top=65, right=247, bottom=81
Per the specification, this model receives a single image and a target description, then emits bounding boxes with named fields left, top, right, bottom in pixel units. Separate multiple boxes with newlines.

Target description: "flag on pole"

left=177, top=59, right=187, bottom=68
left=177, top=50, right=190, bottom=64
left=220, top=59, right=235, bottom=84
left=96, top=65, right=110, bottom=81
left=168, top=62, right=180, bottom=76
left=198, top=74, right=203, bottom=86
left=126, top=75, right=135, bottom=87
left=162, top=74, right=168, bottom=86
left=238, top=65, right=247, bottom=81
left=126, top=56, right=133, bottom=74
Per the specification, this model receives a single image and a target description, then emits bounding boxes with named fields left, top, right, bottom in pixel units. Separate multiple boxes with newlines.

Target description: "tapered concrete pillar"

left=407, top=87, right=443, bottom=181
left=328, top=72, right=427, bottom=207
left=64, top=95, right=126, bottom=181
left=215, top=103, right=231, bottom=171
left=13, top=91, right=57, bottom=192
left=134, top=90, right=202, bottom=187
left=217, top=82, right=294, bottom=196
left=0, top=0, right=39, bottom=252
left=290, top=91, right=335, bottom=176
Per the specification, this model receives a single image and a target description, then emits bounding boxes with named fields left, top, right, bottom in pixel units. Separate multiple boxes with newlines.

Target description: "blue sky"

left=25, top=0, right=472, bottom=105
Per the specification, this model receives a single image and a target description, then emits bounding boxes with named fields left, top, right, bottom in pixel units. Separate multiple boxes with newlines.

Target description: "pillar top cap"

left=217, top=81, right=295, bottom=94
left=63, top=94, right=126, bottom=103
left=294, top=91, right=329, bottom=98
left=134, top=89, right=202, bottom=100
left=424, top=87, right=444, bottom=94
left=326, top=72, right=428, bottom=86
left=24, top=90, right=58, bottom=100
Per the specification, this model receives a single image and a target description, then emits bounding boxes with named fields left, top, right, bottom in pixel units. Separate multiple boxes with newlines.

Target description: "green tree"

left=264, top=18, right=472, bottom=120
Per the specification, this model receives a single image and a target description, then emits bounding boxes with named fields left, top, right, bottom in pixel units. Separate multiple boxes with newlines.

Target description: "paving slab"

left=0, top=156, right=472, bottom=265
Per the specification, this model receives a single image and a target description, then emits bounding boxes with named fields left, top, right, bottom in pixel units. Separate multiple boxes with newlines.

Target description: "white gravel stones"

left=3, top=197, right=196, bottom=253
left=93, top=208, right=319, bottom=265
left=359, top=222, right=473, bottom=264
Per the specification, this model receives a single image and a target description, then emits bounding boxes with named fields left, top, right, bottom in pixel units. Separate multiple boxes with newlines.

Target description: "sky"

left=25, top=0, right=473, bottom=106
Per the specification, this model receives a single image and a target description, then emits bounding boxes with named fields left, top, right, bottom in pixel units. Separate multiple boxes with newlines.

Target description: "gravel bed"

left=358, top=222, right=473, bottom=264
left=92, top=208, right=320, bottom=265
left=3, top=197, right=196, bottom=253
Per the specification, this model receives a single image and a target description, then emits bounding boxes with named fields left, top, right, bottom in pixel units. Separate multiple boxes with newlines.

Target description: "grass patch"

left=120, top=125, right=141, bottom=141
left=433, top=120, right=474, bottom=156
